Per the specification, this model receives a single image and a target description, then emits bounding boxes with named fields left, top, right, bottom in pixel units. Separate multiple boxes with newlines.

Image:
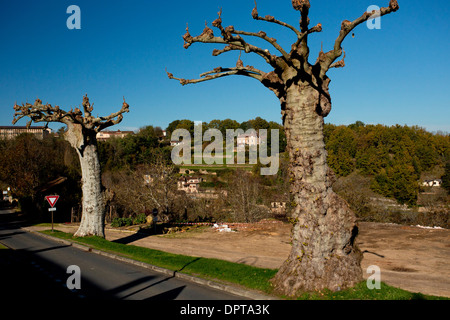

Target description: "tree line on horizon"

left=0, top=120, right=449, bottom=222
left=325, top=121, right=449, bottom=206
left=164, top=118, right=449, bottom=206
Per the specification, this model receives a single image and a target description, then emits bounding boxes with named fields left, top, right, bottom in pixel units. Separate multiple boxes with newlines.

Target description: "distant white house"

left=422, top=179, right=442, bottom=187
left=237, top=131, right=259, bottom=147
left=96, top=130, right=133, bottom=141
left=178, top=176, right=203, bottom=193
left=270, top=202, right=286, bottom=213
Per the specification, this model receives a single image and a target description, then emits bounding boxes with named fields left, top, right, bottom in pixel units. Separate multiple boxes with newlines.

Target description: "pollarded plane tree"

left=12, top=95, right=129, bottom=237
left=168, top=0, right=399, bottom=296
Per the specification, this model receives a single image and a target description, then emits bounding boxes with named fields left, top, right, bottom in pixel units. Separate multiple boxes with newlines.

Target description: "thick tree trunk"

left=65, top=123, right=105, bottom=238
left=271, top=83, right=362, bottom=296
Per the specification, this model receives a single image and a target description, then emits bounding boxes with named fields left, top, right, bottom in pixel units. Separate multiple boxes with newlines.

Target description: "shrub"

left=133, top=213, right=147, bottom=225
left=111, top=217, right=133, bottom=227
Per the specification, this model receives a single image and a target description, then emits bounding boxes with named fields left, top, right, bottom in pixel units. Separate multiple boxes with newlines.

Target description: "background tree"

left=98, top=125, right=170, bottom=171
left=227, top=169, right=268, bottom=222
left=441, top=161, right=450, bottom=193
left=102, top=158, right=186, bottom=222
left=166, top=120, right=181, bottom=137
left=0, top=133, right=79, bottom=218
left=325, top=125, right=356, bottom=176
left=12, top=95, right=129, bottom=237
left=168, top=1, right=399, bottom=295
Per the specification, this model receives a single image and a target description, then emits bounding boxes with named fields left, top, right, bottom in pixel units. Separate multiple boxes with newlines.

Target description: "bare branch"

left=252, top=1, right=321, bottom=63
left=231, top=29, right=290, bottom=61
left=329, top=49, right=346, bottom=69
left=290, top=22, right=323, bottom=66
left=292, top=23, right=322, bottom=51
left=12, top=96, right=130, bottom=133
left=92, top=97, right=130, bottom=132
left=292, top=0, right=311, bottom=32
left=13, top=99, right=74, bottom=126
left=183, top=21, right=276, bottom=65
left=212, top=44, right=243, bottom=57
left=252, top=1, right=302, bottom=39
left=82, top=94, right=94, bottom=117
left=318, top=0, right=399, bottom=74
left=166, top=64, right=265, bottom=86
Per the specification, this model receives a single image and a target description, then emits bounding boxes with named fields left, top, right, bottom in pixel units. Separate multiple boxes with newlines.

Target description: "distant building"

left=178, top=176, right=203, bottom=193
left=422, top=179, right=442, bottom=187
left=0, top=126, right=51, bottom=140
left=237, top=131, right=260, bottom=147
left=270, top=202, right=286, bottom=213
left=96, top=130, right=133, bottom=141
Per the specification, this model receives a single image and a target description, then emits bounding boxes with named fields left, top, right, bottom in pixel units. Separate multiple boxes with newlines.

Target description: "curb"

left=23, top=227, right=279, bottom=300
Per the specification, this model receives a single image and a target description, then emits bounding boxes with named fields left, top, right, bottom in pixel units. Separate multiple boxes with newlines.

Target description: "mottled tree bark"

left=167, top=0, right=399, bottom=296
left=65, top=123, right=105, bottom=237
left=271, top=83, right=362, bottom=295
left=12, top=95, right=129, bottom=237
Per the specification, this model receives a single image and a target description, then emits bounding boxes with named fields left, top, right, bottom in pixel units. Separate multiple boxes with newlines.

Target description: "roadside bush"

left=111, top=213, right=148, bottom=227
left=133, top=213, right=147, bottom=225
left=416, top=208, right=449, bottom=229
left=111, top=217, right=133, bottom=227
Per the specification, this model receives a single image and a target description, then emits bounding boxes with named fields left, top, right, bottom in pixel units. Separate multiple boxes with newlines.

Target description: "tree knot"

left=292, top=0, right=310, bottom=12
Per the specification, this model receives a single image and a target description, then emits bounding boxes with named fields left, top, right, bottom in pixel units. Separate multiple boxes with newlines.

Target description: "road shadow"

left=0, top=247, right=107, bottom=300
left=0, top=230, right=27, bottom=241
left=144, top=285, right=186, bottom=300
left=0, top=215, right=213, bottom=301
left=113, top=257, right=201, bottom=299
left=0, top=245, right=193, bottom=301
left=107, top=275, right=156, bottom=297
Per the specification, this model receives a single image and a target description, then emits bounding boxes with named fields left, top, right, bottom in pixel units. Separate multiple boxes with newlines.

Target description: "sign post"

left=45, top=195, right=60, bottom=232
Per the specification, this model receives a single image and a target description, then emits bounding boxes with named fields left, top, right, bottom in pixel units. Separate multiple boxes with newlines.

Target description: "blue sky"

left=0, top=0, right=449, bottom=133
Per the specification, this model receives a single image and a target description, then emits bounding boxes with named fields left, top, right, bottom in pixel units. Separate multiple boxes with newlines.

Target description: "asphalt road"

left=0, top=210, right=247, bottom=301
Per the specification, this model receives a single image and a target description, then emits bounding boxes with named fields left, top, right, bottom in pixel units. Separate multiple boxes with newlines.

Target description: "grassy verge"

left=41, top=229, right=448, bottom=300
left=295, top=281, right=447, bottom=300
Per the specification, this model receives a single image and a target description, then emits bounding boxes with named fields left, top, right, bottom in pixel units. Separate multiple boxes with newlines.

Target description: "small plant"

left=133, top=213, right=147, bottom=225
left=111, top=217, right=133, bottom=227
left=111, top=214, right=147, bottom=227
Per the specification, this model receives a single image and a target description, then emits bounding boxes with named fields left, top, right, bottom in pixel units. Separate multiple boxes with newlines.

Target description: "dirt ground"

left=35, top=220, right=450, bottom=298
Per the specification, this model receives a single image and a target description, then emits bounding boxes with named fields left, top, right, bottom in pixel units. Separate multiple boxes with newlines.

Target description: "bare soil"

left=36, top=220, right=450, bottom=298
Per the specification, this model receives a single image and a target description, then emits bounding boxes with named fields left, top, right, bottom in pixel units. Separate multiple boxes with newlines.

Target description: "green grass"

left=31, top=223, right=55, bottom=227
left=41, top=229, right=449, bottom=300
left=295, top=281, right=447, bottom=300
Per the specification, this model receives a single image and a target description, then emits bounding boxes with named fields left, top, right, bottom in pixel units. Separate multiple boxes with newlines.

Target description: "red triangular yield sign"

left=45, top=195, right=59, bottom=208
